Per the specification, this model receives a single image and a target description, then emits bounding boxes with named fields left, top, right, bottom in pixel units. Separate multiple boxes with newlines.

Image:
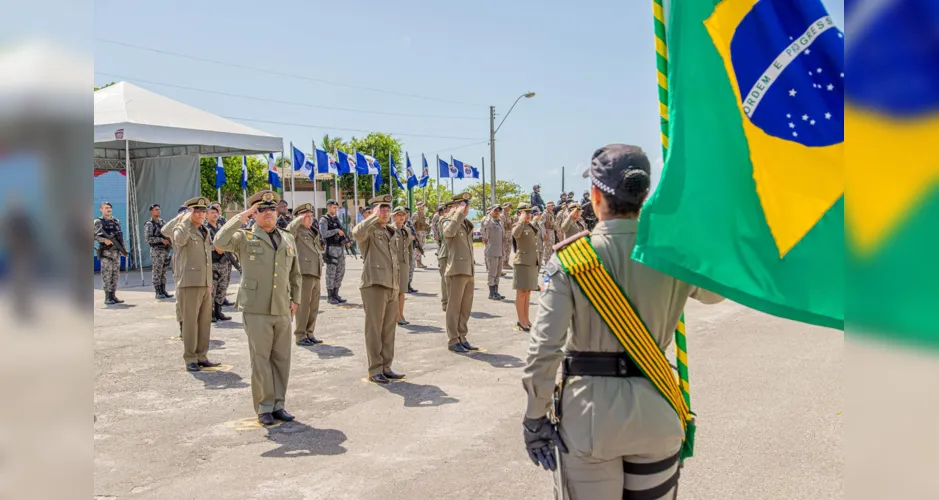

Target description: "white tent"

left=94, top=82, right=284, bottom=284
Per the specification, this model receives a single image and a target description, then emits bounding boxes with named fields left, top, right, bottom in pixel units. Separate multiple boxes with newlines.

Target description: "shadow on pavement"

left=402, top=324, right=444, bottom=334
left=189, top=369, right=250, bottom=390
left=465, top=352, right=526, bottom=369
left=262, top=421, right=348, bottom=457
left=101, top=303, right=137, bottom=310
left=408, top=292, right=436, bottom=298
left=379, top=381, right=460, bottom=407
left=470, top=311, right=499, bottom=319
left=209, top=339, right=226, bottom=350
left=300, top=344, right=354, bottom=359
left=215, top=321, right=244, bottom=329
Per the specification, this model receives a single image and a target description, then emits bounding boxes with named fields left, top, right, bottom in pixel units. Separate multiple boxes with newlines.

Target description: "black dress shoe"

left=369, top=373, right=391, bottom=384
left=271, top=409, right=295, bottom=421
left=336, top=296, right=348, bottom=304
left=448, top=343, right=469, bottom=353
left=309, top=336, right=323, bottom=344
left=383, top=370, right=406, bottom=380
left=407, top=287, right=418, bottom=293
left=257, top=412, right=276, bottom=426
left=461, top=341, right=480, bottom=351
left=296, top=337, right=316, bottom=346
left=198, top=360, right=221, bottom=368
left=186, top=362, right=201, bottom=372
left=112, top=295, right=125, bottom=304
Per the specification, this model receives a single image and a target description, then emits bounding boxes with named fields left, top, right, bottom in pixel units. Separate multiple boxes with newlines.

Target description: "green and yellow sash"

left=556, top=235, right=696, bottom=460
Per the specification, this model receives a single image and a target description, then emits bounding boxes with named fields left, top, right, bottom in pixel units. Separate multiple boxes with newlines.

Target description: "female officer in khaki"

left=173, top=197, right=219, bottom=372
left=287, top=203, right=324, bottom=346
left=512, top=202, right=540, bottom=332
left=352, top=195, right=405, bottom=384
left=392, top=206, right=413, bottom=326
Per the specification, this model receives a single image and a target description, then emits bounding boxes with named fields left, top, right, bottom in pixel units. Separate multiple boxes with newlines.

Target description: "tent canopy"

left=94, top=82, right=283, bottom=161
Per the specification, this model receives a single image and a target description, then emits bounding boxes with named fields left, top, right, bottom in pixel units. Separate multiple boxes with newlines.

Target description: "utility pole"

left=489, top=105, right=497, bottom=206
left=561, top=166, right=565, bottom=193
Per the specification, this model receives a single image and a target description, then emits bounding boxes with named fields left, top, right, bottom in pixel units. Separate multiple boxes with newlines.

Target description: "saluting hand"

left=240, top=206, right=258, bottom=224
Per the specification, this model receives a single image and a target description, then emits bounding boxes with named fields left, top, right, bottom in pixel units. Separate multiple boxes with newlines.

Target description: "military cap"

left=568, top=202, right=583, bottom=211
left=531, top=207, right=542, bottom=215
left=488, top=205, right=502, bottom=213
left=517, top=202, right=533, bottom=213
left=451, top=192, right=472, bottom=203
left=546, top=200, right=555, bottom=206
left=416, top=201, right=425, bottom=207
left=183, top=196, right=210, bottom=209
left=392, top=205, right=408, bottom=215
left=326, top=199, right=339, bottom=206
left=502, top=202, right=512, bottom=208
left=582, top=144, right=651, bottom=204
left=294, top=203, right=313, bottom=215
left=247, top=189, right=281, bottom=207
left=368, top=194, right=393, bottom=207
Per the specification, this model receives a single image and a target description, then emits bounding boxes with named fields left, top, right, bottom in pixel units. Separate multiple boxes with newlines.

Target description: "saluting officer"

left=521, top=144, right=724, bottom=499
left=352, top=195, right=405, bottom=384
left=481, top=205, right=506, bottom=301
left=435, top=200, right=453, bottom=311
left=511, top=203, right=540, bottom=332
left=558, top=202, right=582, bottom=241
left=214, top=190, right=302, bottom=426
left=410, top=202, right=430, bottom=268
left=441, top=193, right=479, bottom=353
left=541, top=201, right=557, bottom=265
left=162, top=205, right=189, bottom=336
left=392, top=206, right=413, bottom=326
left=173, top=197, right=220, bottom=372
left=144, top=204, right=174, bottom=299
left=206, top=204, right=233, bottom=323
left=287, top=203, right=325, bottom=346
left=500, top=202, right=513, bottom=270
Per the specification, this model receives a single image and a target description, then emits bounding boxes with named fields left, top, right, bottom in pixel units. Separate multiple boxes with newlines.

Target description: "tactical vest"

left=322, top=215, right=344, bottom=246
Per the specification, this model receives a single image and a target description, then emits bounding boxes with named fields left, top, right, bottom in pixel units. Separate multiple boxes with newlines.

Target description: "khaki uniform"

left=442, top=210, right=475, bottom=345
left=214, top=218, right=302, bottom=415
left=287, top=217, right=324, bottom=342
left=481, top=216, right=504, bottom=287
left=511, top=221, right=540, bottom=291
left=410, top=209, right=429, bottom=266
left=435, top=213, right=450, bottom=311
left=172, top=218, right=214, bottom=364
left=161, top=213, right=186, bottom=324
left=352, top=214, right=400, bottom=377
left=558, top=211, right=581, bottom=241
left=394, top=224, right=413, bottom=291
left=540, top=209, right=557, bottom=264
left=522, top=219, right=723, bottom=499
left=500, top=210, right=513, bottom=269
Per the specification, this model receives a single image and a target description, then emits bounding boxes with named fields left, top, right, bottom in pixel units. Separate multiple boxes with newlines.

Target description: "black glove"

left=522, top=416, right=568, bottom=471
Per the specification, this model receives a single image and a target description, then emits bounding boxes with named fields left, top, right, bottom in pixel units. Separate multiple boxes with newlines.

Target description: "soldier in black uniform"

left=94, top=201, right=128, bottom=305
left=320, top=200, right=349, bottom=304
left=530, top=184, right=546, bottom=212
left=144, top=204, right=174, bottom=299
left=276, top=199, right=292, bottom=230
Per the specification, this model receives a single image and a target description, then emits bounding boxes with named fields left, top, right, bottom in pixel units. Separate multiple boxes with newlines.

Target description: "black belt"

left=562, top=351, right=643, bottom=378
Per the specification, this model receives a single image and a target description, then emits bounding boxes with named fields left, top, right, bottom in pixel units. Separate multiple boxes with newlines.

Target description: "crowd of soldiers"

left=94, top=144, right=722, bottom=499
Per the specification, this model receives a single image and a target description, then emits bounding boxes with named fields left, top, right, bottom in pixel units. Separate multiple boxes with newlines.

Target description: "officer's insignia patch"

left=462, top=193, right=470, bottom=200
left=261, top=192, right=275, bottom=203
left=383, top=194, right=391, bottom=202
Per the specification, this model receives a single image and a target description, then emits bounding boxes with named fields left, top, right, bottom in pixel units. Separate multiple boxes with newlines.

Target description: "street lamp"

left=489, top=92, right=535, bottom=207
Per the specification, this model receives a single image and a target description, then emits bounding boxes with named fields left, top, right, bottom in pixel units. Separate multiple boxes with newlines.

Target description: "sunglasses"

left=256, top=206, right=277, bottom=213
left=191, top=208, right=208, bottom=213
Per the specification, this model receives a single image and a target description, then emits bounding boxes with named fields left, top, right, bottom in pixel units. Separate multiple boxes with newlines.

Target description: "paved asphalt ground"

left=94, top=247, right=843, bottom=500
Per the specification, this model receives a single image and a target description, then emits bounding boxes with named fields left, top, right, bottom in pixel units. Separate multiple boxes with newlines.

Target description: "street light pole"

left=489, top=92, right=534, bottom=208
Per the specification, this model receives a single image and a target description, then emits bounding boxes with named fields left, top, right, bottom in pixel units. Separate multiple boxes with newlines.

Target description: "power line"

left=225, top=116, right=485, bottom=141
left=96, top=38, right=486, bottom=108
left=432, top=140, right=489, bottom=154
left=94, top=71, right=486, bottom=121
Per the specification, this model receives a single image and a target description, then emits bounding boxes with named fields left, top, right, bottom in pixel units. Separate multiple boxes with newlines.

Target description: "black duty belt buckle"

left=617, top=357, right=630, bottom=377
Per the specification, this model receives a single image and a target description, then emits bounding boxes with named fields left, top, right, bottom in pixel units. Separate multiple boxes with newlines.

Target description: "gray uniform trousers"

left=100, top=248, right=120, bottom=292
left=324, top=245, right=346, bottom=290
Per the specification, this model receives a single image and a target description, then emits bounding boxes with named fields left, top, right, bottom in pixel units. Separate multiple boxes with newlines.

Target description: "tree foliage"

left=411, top=179, right=454, bottom=214
left=466, top=179, right=526, bottom=213
left=199, top=156, right=270, bottom=209
left=94, top=82, right=116, bottom=91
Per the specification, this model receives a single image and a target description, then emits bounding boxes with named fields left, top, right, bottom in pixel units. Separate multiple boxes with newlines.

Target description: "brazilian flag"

left=632, top=0, right=844, bottom=329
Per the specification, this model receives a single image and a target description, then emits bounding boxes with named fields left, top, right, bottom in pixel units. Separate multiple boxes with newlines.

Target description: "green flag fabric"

left=632, top=0, right=844, bottom=330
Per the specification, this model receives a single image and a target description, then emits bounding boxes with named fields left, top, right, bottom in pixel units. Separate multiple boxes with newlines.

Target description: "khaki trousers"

left=178, top=286, right=212, bottom=364
left=543, top=231, right=556, bottom=265
left=360, top=285, right=398, bottom=376
left=243, top=313, right=292, bottom=414
left=445, top=275, right=474, bottom=344
left=556, top=447, right=681, bottom=500
left=486, top=257, right=502, bottom=286
left=294, top=274, right=321, bottom=341
left=438, top=257, right=449, bottom=311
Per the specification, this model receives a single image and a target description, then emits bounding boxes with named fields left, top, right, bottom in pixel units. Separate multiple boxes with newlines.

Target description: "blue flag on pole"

left=355, top=151, right=370, bottom=175
left=316, top=149, right=338, bottom=175
left=420, top=154, right=430, bottom=188
left=373, top=157, right=384, bottom=189
left=439, top=157, right=455, bottom=178
left=267, top=154, right=281, bottom=188
left=406, top=153, right=418, bottom=190
left=336, top=150, right=354, bottom=175
left=293, top=146, right=314, bottom=179
left=215, top=156, right=226, bottom=189
left=451, top=158, right=466, bottom=179
left=241, top=156, right=249, bottom=189
left=390, top=156, right=405, bottom=190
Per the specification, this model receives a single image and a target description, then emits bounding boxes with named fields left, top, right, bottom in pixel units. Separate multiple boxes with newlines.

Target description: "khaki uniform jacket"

left=352, top=214, right=399, bottom=290
left=522, top=219, right=723, bottom=460
left=213, top=217, right=302, bottom=316
left=394, top=224, right=412, bottom=271
left=411, top=211, right=430, bottom=233
left=172, top=219, right=213, bottom=288
left=435, top=215, right=449, bottom=260
left=512, top=222, right=540, bottom=267
left=430, top=213, right=441, bottom=241
left=481, top=217, right=504, bottom=259
left=558, top=211, right=577, bottom=240
left=441, top=210, right=475, bottom=277
left=287, top=217, right=323, bottom=278
left=541, top=210, right=556, bottom=231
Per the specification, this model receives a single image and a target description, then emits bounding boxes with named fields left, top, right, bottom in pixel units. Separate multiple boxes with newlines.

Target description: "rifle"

left=94, top=226, right=128, bottom=259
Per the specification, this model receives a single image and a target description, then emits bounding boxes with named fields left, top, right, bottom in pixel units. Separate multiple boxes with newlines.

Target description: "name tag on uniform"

left=287, top=247, right=297, bottom=257
left=249, top=255, right=256, bottom=261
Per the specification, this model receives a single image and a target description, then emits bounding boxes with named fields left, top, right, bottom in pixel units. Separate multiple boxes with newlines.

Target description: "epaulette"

left=552, top=230, right=589, bottom=252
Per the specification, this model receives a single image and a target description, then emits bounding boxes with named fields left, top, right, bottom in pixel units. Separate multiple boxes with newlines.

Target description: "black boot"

left=494, top=286, right=505, bottom=300
left=335, top=288, right=348, bottom=304
left=104, top=292, right=116, bottom=305
left=155, top=287, right=164, bottom=299
left=211, top=303, right=218, bottom=323
left=328, top=288, right=339, bottom=305
left=215, top=302, right=231, bottom=321
left=162, top=285, right=174, bottom=299
left=488, top=285, right=498, bottom=300
left=112, top=293, right=124, bottom=304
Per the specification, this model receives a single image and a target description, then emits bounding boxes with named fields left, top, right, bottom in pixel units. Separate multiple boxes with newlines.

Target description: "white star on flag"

left=825, top=112, right=832, bottom=119
left=827, top=84, right=834, bottom=90
left=805, top=49, right=811, bottom=55
left=802, top=114, right=809, bottom=121
left=817, top=67, right=823, bottom=73
left=793, top=132, right=798, bottom=137
left=789, top=89, right=797, bottom=97
left=789, top=122, right=795, bottom=128
left=810, top=120, right=816, bottom=125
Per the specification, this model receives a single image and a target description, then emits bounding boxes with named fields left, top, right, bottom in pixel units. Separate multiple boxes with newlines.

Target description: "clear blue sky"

left=93, top=0, right=844, bottom=200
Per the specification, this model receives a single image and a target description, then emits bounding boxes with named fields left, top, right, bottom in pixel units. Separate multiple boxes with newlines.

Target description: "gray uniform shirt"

left=481, top=217, right=504, bottom=258
left=522, top=218, right=723, bottom=460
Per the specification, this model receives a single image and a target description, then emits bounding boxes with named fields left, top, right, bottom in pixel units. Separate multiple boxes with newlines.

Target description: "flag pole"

left=450, top=155, right=455, bottom=193
left=353, top=149, right=359, bottom=218
left=388, top=150, right=394, bottom=206
left=422, top=154, right=427, bottom=207
left=371, top=149, right=377, bottom=198
left=243, top=189, right=247, bottom=209
left=312, top=139, right=318, bottom=216
left=217, top=187, right=222, bottom=204
left=435, top=154, right=440, bottom=211
left=333, top=146, right=340, bottom=213
left=289, top=145, right=297, bottom=209
left=481, top=156, right=486, bottom=211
